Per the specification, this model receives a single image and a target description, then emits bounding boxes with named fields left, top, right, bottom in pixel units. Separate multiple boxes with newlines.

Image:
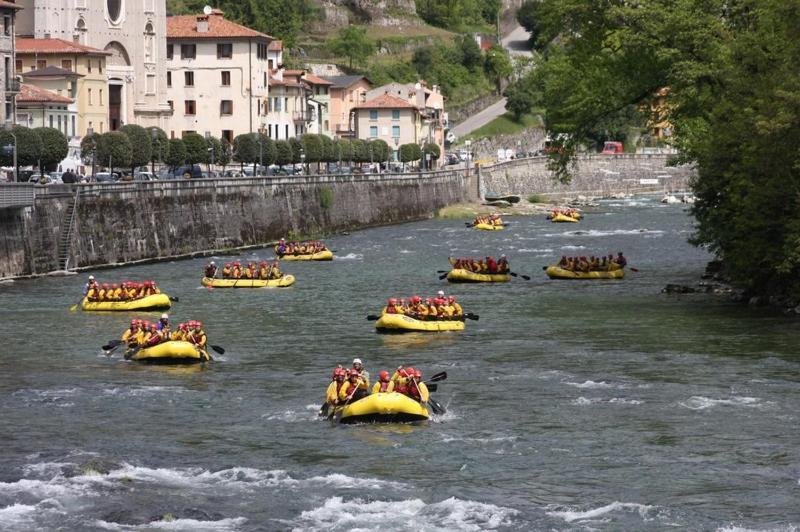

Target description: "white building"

left=16, top=0, right=172, bottom=130
left=166, top=9, right=272, bottom=143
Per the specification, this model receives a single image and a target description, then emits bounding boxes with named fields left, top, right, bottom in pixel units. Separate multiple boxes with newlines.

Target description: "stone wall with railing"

left=0, top=170, right=478, bottom=278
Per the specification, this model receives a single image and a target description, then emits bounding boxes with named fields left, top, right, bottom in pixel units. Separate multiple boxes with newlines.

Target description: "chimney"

left=197, top=16, right=209, bottom=33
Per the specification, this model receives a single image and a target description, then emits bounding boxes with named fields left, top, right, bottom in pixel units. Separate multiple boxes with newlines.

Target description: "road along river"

left=1, top=196, right=798, bottom=531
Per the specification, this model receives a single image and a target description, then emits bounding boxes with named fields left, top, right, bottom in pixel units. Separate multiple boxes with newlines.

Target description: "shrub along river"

left=0, top=196, right=798, bottom=531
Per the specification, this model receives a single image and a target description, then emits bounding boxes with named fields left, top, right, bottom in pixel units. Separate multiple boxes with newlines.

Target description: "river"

left=1, top=196, right=798, bottom=531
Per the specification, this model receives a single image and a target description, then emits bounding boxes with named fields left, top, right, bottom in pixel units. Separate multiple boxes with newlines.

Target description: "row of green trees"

left=80, top=126, right=442, bottom=175
left=512, top=0, right=800, bottom=301
left=0, top=126, right=69, bottom=177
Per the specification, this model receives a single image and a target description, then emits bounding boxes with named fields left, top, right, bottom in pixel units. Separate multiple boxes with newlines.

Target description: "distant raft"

left=81, top=293, right=171, bottom=311
left=473, top=223, right=505, bottom=231
left=550, top=213, right=580, bottom=223
left=126, top=340, right=210, bottom=363
left=375, top=313, right=465, bottom=333
left=334, top=392, right=429, bottom=424
left=545, top=266, right=624, bottom=280
left=201, top=275, right=295, bottom=288
left=276, top=250, right=333, bottom=261
left=447, top=268, right=511, bottom=283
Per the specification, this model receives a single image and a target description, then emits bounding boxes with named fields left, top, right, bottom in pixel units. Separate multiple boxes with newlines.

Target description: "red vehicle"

left=601, top=141, right=624, bottom=154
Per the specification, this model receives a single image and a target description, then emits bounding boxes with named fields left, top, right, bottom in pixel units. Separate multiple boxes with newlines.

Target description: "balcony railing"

left=5, top=78, right=20, bottom=93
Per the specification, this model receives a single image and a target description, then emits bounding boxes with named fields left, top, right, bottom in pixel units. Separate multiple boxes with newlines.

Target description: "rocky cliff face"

left=310, top=0, right=420, bottom=31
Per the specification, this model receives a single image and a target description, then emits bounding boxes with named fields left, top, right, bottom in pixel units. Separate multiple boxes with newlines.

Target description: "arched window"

left=107, top=0, right=123, bottom=25
left=144, top=22, right=155, bottom=63
left=74, top=18, right=87, bottom=44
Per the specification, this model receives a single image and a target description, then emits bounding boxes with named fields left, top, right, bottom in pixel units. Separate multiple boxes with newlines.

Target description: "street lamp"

left=151, top=128, right=159, bottom=176
left=0, top=121, right=17, bottom=182
left=205, top=131, right=214, bottom=176
left=299, top=147, right=306, bottom=174
left=465, top=139, right=472, bottom=178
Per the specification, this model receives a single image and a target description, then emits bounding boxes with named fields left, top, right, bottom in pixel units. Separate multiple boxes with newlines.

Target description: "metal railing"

left=5, top=78, right=20, bottom=92
left=0, top=183, right=35, bottom=208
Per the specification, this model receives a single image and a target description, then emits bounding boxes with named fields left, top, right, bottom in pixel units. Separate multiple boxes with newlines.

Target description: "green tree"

left=399, top=143, right=422, bottom=170
left=457, top=35, right=483, bottom=71
left=484, top=44, right=513, bottom=94
left=80, top=133, right=99, bottom=167
left=218, top=138, right=232, bottom=172
left=289, top=137, right=303, bottom=164
left=205, top=136, right=222, bottom=173
left=96, top=131, right=132, bottom=176
left=423, top=142, right=441, bottom=169
left=301, top=133, right=323, bottom=171
left=233, top=133, right=259, bottom=171
left=350, top=139, right=368, bottom=166
left=165, top=138, right=186, bottom=169
left=319, top=135, right=335, bottom=167
left=34, top=127, right=68, bottom=171
left=329, top=26, right=375, bottom=69
left=275, top=140, right=293, bottom=168
left=370, top=139, right=390, bottom=166
left=147, top=127, right=169, bottom=175
left=504, top=80, right=535, bottom=121
left=182, top=132, right=208, bottom=166
left=0, top=127, right=41, bottom=179
left=257, top=133, right=277, bottom=168
left=333, top=139, right=352, bottom=165
left=119, top=124, right=153, bottom=175
left=516, top=0, right=545, bottom=51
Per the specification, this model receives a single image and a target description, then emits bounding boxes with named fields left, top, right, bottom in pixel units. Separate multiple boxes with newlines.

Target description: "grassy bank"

left=461, top=112, right=542, bottom=142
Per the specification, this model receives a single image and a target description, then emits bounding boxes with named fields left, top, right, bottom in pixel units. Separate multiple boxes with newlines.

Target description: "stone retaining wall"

left=478, top=154, right=694, bottom=198
left=0, top=170, right=476, bottom=278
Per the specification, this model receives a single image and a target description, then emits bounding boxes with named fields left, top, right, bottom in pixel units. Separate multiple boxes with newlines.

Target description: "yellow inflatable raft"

left=545, top=266, right=624, bottom=279
left=200, top=275, right=295, bottom=288
left=126, top=340, right=210, bottom=363
left=335, top=392, right=429, bottom=424
left=276, top=249, right=333, bottom=261
left=447, top=268, right=510, bottom=283
left=81, top=293, right=171, bottom=312
left=375, top=313, right=465, bottom=333
left=551, top=213, right=580, bottom=223
left=473, top=222, right=504, bottom=231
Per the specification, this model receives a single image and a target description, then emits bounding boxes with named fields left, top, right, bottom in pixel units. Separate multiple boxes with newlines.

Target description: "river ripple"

left=0, top=196, right=798, bottom=531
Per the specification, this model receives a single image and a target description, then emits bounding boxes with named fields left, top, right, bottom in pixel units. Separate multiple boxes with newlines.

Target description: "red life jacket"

left=377, top=380, right=391, bottom=392
left=407, top=381, right=421, bottom=400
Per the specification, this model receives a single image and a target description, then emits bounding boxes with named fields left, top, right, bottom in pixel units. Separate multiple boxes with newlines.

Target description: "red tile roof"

left=0, top=1, right=22, bottom=10
left=17, top=84, right=73, bottom=104
left=267, top=40, right=283, bottom=51
left=167, top=14, right=272, bottom=40
left=303, top=73, right=333, bottom=85
left=16, top=38, right=110, bottom=56
left=354, top=93, right=417, bottom=110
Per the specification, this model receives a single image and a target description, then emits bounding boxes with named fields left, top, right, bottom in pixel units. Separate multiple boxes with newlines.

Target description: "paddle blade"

left=629, top=267, right=639, bottom=272
left=170, top=296, right=180, bottom=303
left=438, top=273, right=448, bottom=280
left=426, top=383, right=438, bottom=392
left=366, top=315, right=380, bottom=321
left=509, top=272, right=518, bottom=277
left=428, top=398, right=446, bottom=415
left=465, top=313, right=479, bottom=321
left=521, top=275, right=531, bottom=280
left=210, top=344, right=225, bottom=355
left=69, top=304, right=78, bottom=312
left=427, top=371, right=448, bottom=383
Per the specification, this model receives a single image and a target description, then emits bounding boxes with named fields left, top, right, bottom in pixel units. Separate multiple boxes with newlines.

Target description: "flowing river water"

left=1, top=196, right=799, bottom=531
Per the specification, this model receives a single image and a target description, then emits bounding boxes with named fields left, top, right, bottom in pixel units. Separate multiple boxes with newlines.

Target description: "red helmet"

left=405, top=367, right=415, bottom=377
left=388, top=298, right=397, bottom=305
left=448, top=296, right=456, bottom=303
left=102, top=283, right=110, bottom=288
left=179, top=323, right=187, bottom=330
left=425, top=298, right=432, bottom=304
left=195, top=322, right=203, bottom=328
left=348, top=369, right=359, bottom=378
left=111, top=284, right=118, bottom=289
left=412, top=296, right=421, bottom=304
left=379, top=370, right=389, bottom=381
left=225, top=262, right=231, bottom=267
left=414, top=370, right=422, bottom=378
left=150, top=324, right=157, bottom=331
left=130, top=319, right=137, bottom=325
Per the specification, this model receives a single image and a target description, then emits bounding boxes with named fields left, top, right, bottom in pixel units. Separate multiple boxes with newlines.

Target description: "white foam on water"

left=262, top=409, right=318, bottom=423
left=572, top=397, right=643, bottom=406
left=291, top=496, right=519, bottom=531
left=566, top=380, right=617, bottom=389
left=102, top=386, right=185, bottom=398
left=561, top=245, right=585, bottom=250
left=94, top=516, right=247, bottom=531
left=718, top=526, right=798, bottom=532
left=439, top=435, right=518, bottom=444
left=679, top=396, right=765, bottom=410
left=545, top=229, right=664, bottom=238
left=305, top=474, right=406, bottom=491
left=516, top=248, right=554, bottom=253
left=399, top=249, right=413, bottom=254
left=335, top=253, right=363, bottom=260
left=0, top=503, right=39, bottom=529
left=546, top=501, right=656, bottom=523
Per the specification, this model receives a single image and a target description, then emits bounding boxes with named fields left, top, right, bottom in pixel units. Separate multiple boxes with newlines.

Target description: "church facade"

left=15, top=0, right=171, bottom=130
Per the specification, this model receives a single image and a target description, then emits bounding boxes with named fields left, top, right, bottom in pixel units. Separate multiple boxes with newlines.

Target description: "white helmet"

left=88, top=275, right=95, bottom=280
left=161, top=313, right=169, bottom=320
left=353, top=358, right=362, bottom=365
left=437, top=290, right=445, bottom=296
left=210, top=261, right=216, bottom=266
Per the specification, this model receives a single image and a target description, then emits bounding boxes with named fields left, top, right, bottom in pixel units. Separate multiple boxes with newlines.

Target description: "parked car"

left=222, top=169, right=243, bottom=178
left=172, top=164, right=203, bottom=179
left=133, top=172, right=157, bottom=181
left=601, top=141, right=624, bottom=154
left=94, top=172, right=115, bottom=183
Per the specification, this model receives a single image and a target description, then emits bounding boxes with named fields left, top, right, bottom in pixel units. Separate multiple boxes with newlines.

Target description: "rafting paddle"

left=366, top=314, right=381, bottom=321
left=427, top=397, right=446, bottom=415
left=209, top=344, right=225, bottom=355
left=509, top=272, right=531, bottom=280
left=101, top=339, right=123, bottom=351
left=169, top=296, right=180, bottom=303
left=438, top=272, right=449, bottom=280
left=463, top=313, right=480, bottom=321
left=426, top=371, right=447, bottom=383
